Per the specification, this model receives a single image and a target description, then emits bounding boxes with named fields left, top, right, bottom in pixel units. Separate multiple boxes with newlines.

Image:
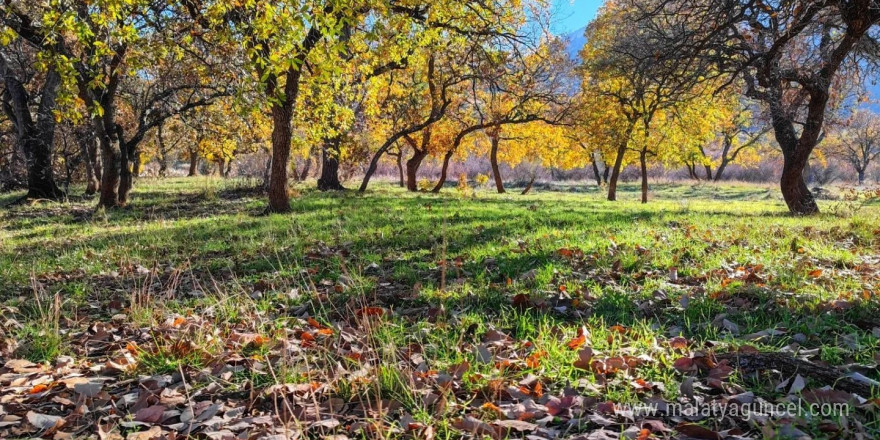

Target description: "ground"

left=1, top=178, right=879, bottom=440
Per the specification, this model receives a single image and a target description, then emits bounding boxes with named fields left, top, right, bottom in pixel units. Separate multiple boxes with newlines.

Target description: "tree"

left=828, top=110, right=880, bottom=185
left=0, top=39, right=64, bottom=200
left=633, top=0, right=880, bottom=213
left=579, top=2, right=716, bottom=202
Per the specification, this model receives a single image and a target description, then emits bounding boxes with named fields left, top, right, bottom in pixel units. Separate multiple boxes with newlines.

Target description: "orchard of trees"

left=3, top=0, right=880, bottom=215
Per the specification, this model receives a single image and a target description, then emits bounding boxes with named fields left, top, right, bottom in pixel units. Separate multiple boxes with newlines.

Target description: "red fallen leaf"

left=808, top=269, right=823, bottom=278
left=597, top=401, right=616, bottom=415
left=356, top=307, right=386, bottom=317
left=708, top=364, right=733, bottom=380
left=672, top=357, right=695, bottom=372
left=171, top=316, right=186, bottom=327
left=135, top=404, right=166, bottom=423
left=299, top=332, right=316, bottom=347
left=574, top=347, right=594, bottom=370
left=512, top=293, right=530, bottom=308
left=675, top=423, right=721, bottom=440
left=631, top=378, right=651, bottom=391
left=307, top=317, right=323, bottom=329
left=125, top=342, right=139, bottom=355
left=637, top=428, right=651, bottom=440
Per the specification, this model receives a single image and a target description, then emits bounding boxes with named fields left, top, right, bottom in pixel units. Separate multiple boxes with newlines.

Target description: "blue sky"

left=551, top=0, right=603, bottom=34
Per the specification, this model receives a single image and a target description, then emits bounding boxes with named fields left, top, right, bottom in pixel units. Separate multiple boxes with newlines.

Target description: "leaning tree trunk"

left=431, top=150, right=454, bottom=193
left=406, top=150, right=428, bottom=192
left=317, top=137, right=345, bottom=191
left=521, top=174, right=536, bottom=195
left=590, top=156, right=602, bottom=187
left=299, top=152, right=312, bottom=181
left=639, top=150, right=648, bottom=204
left=714, top=159, right=730, bottom=182
left=489, top=134, right=505, bottom=194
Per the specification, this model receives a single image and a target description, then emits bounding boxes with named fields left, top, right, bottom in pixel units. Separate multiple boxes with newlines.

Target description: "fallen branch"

left=717, top=352, right=867, bottom=394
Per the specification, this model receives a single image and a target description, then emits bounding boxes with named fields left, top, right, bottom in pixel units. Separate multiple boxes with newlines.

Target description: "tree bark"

left=406, top=149, right=428, bottom=191
left=396, top=152, right=405, bottom=188
left=188, top=148, right=199, bottom=177
left=521, top=174, right=536, bottom=195
left=858, top=169, right=865, bottom=186
left=489, top=133, right=505, bottom=194
left=0, top=61, right=64, bottom=200
left=267, top=103, right=293, bottom=213
left=317, top=137, right=345, bottom=191
left=639, top=150, right=648, bottom=204
left=118, top=126, right=134, bottom=205
left=703, top=164, right=713, bottom=181
left=714, top=159, right=730, bottom=182
left=590, top=155, right=602, bottom=186
left=431, top=150, right=454, bottom=193
left=607, top=122, right=635, bottom=202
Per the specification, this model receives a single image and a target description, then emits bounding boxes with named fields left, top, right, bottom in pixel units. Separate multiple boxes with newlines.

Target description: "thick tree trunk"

left=431, top=150, right=454, bottom=193
left=318, top=137, right=345, bottom=191
left=1, top=64, right=64, bottom=200
left=703, top=164, right=713, bottom=181
left=639, top=150, right=648, bottom=204
left=267, top=103, right=293, bottom=213
left=96, top=128, right=121, bottom=208
left=489, top=134, right=505, bottom=194
left=780, top=155, right=819, bottom=215
left=858, top=170, right=865, bottom=186
left=406, top=150, right=428, bottom=192
left=188, top=150, right=199, bottom=177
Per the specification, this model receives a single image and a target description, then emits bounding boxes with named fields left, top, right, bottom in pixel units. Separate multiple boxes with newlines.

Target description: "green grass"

left=1, top=177, right=879, bottom=438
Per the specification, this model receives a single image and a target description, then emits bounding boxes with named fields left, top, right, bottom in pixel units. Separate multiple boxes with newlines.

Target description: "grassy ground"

left=1, top=177, right=879, bottom=439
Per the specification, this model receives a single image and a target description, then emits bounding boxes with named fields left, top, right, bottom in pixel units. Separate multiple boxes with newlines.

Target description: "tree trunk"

left=607, top=122, right=634, bottom=202
left=96, top=128, right=121, bottom=208
left=0, top=63, right=64, bottom=200
left=431, top=150, right=454, bottom=193
left=81, top=135, right=100, bottom=193
left=703, top=164, right=713, bottom=181
left=267, top=103, right=293, bottom=213
left=299, top=152, right=312, bottom=181
left=602, top=164, right=610, bottom=184
left=188, top=150, right=199, bottom=177
left=781, top=155, right=819, bottom=215
left=396, top=152, right=405, bottom=188
left=590, top=155, right=602, bottom=186
left=317, top=137, right=345, bottom=191
left=714, top=159, right=729, bottom=182
left=858, top=169, right=865, bottom=186
left=118, top=126, right=133, bottom=205
left=406, top=149, right=428, bottom=191
left=639, top=150, right=648, bottom=204
left=157, top=121, right=168, bottom=178
left=490, top=133, right=505, bottom=194
left=521, top=174, right=536, bottom=195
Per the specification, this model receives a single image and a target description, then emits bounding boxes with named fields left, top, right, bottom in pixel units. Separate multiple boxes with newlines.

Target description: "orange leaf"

left=172, top=317, right=186, bottom=327
left=567, top=334, right=586, bottom=350
left=29, top=384, right=49, bottom=394
left=808, top=269, right=823, bottom=278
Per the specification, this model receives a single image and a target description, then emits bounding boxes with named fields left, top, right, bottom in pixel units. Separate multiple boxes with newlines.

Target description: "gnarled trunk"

left=318, top=137, right=345, bottom=191
left=780, top=154, right=819, bottom=215
left=406, top=149, right=428, bottom=192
